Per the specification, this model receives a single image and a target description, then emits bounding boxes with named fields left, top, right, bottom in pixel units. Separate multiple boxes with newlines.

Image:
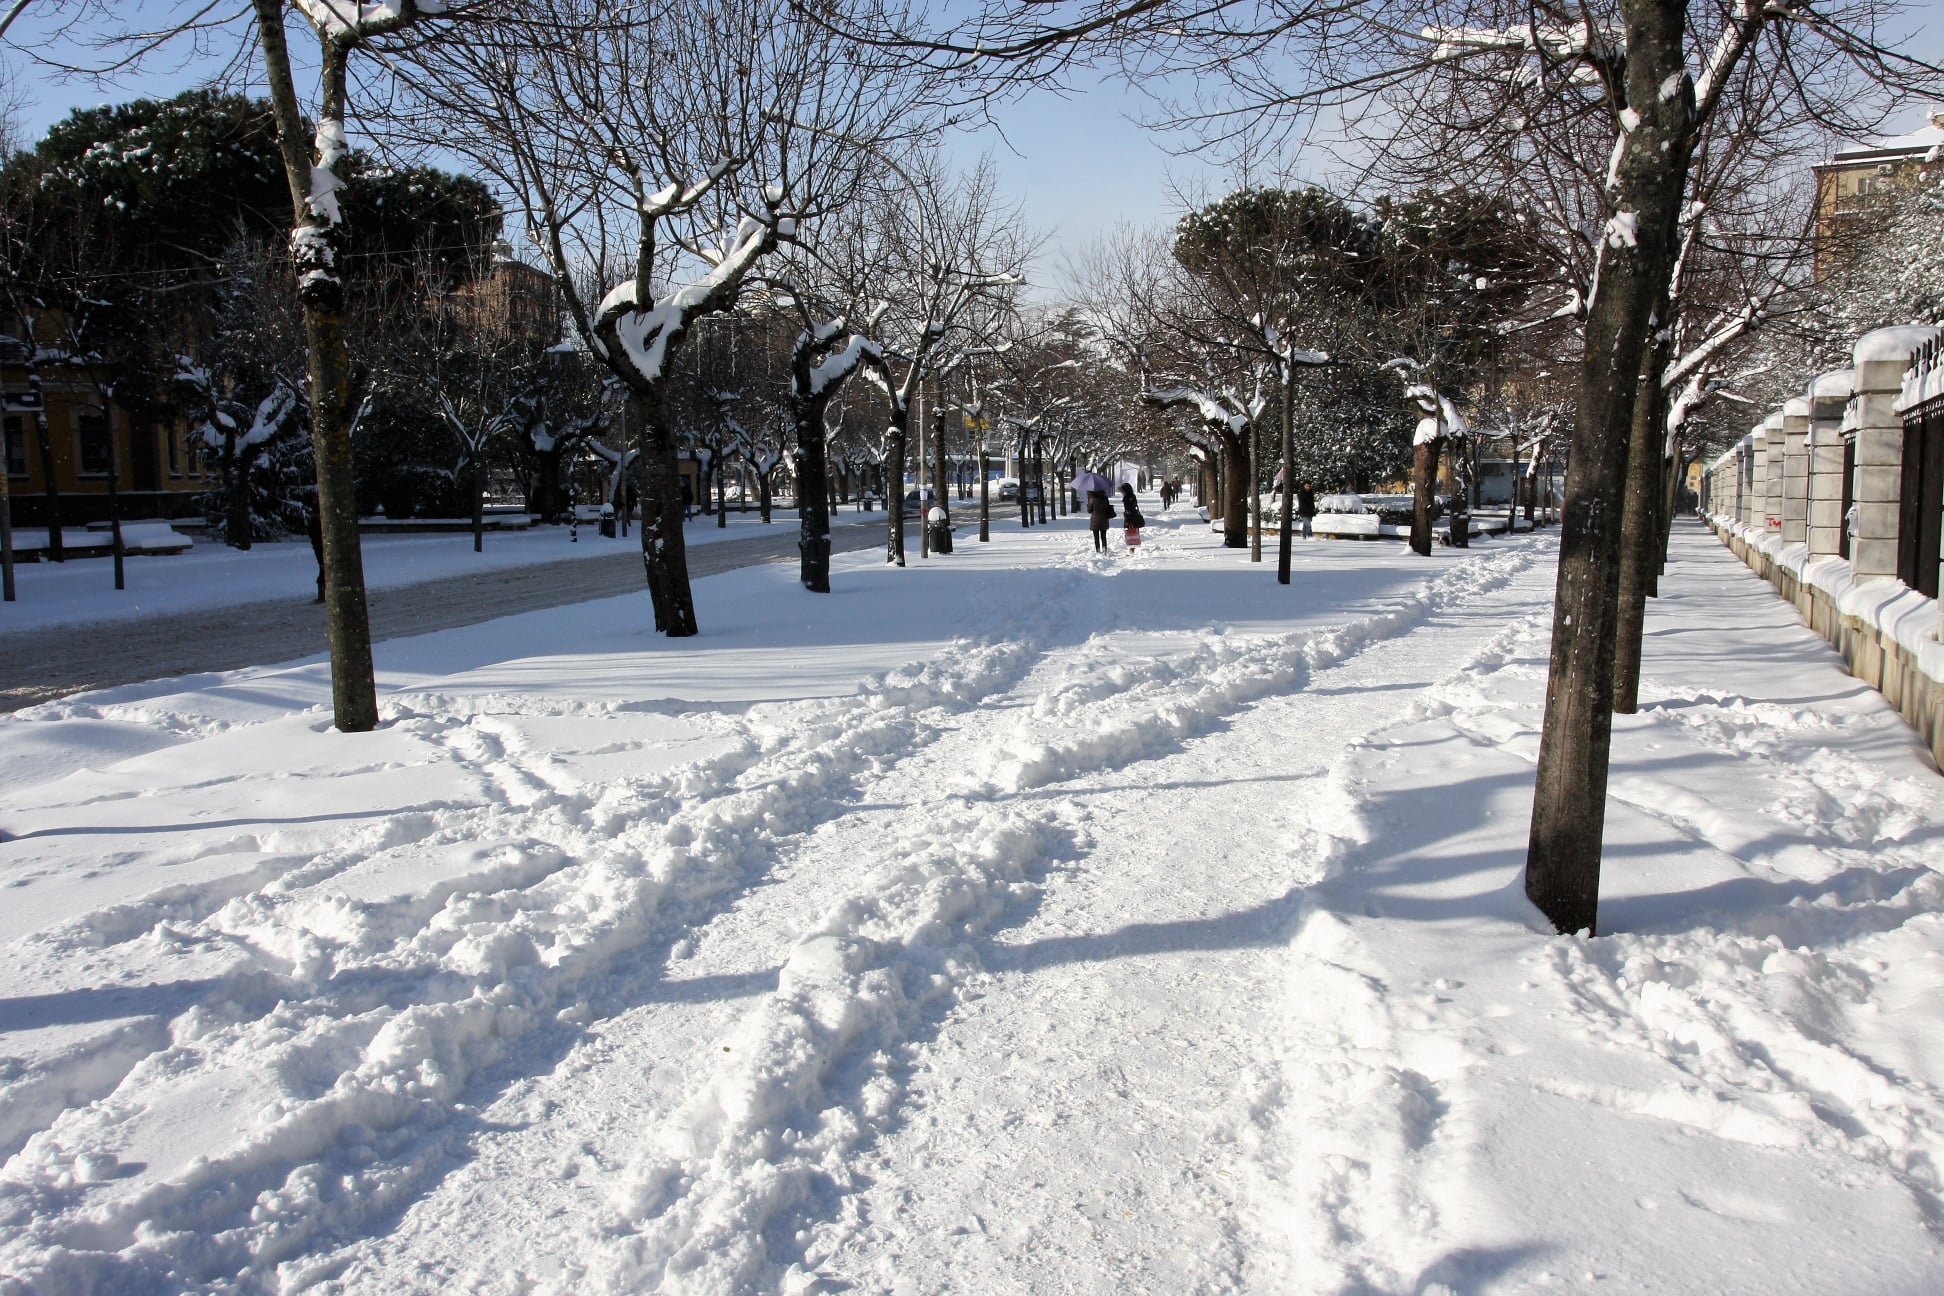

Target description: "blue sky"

left=7, top=6, right=1941, bottom=290
left=1, top=19, right=1225, bottom=268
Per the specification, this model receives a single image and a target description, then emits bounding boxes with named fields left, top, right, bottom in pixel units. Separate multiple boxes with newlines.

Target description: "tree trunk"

left=1410, top=438, right=1441, bottom=557
left=0, top=459, right=13, bottom=601
left=472, top=452, right=485, bottom=553
left=1526, top=0, right=1693, bottom=936
left=886, top=414, right=909, bottom=564
left=1018, top=437, right=1032, bottom=529
left=636, top=389, right=699, bottom=635
left=527, top=444, right=565, bottom=521
left=794, top=401, right=833, bottom=592
left=1221, top=434, right=1249, bottom=549
left=1613, top=345, right=1673, bottom=714
left=1659, top=437, right=1687, bottom=572
left=301, top=304, right=380, bottom=726
left=252, top=1, right=378, bottom=732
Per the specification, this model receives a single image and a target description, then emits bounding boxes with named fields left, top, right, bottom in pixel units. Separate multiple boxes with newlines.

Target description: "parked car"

left=902, top=488, right=936, bottom=517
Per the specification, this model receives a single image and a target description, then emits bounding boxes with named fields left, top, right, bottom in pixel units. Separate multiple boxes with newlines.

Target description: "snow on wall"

left=1853, top=323, right=1941, bottom=367
left=1712, top=515, right=1944, bottom=683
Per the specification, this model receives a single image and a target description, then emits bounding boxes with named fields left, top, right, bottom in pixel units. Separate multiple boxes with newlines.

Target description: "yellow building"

left=3, top=325, right=205, bottom=530
left=1811, top=109, right=1944, bottom=276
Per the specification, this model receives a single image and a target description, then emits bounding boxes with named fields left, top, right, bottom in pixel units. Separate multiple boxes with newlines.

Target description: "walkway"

left=0, top=517, right=890, bottom=712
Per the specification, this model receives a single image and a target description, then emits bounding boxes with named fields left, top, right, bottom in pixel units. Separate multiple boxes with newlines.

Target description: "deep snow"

left=0, top=505, right=1939, bottom=1295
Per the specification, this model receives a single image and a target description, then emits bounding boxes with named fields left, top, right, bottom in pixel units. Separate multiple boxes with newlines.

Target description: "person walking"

left=304, top=497, right=327, bottom=603
left=1119, top=482, right=1146, bottom=548
left=1296, top=479, right=1317, bottom=540
left=1086, top=488, right=1113, bottom=553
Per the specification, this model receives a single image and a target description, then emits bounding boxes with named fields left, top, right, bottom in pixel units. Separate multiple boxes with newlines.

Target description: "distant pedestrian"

left=305, top=501, right=326, bottom=603
left=680, top=478, right=695, bottom=520
left=1086, top=488, right=1112, bottom=553
left=1297, top=480, right=1317, bottom=539
left=1119, top=483, right=1145, bottom=548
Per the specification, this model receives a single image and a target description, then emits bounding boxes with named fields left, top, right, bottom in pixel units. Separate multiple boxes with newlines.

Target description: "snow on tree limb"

left=293, top=0, right=449, bottom=41
left=596, top=211, right=786, bottom=384
left=307, top=117, right=349, bottom=225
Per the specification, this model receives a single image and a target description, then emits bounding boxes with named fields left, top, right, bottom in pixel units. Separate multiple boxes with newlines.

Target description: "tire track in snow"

left=0, top=566, right=1094, bottom=1294
left=783, top=548, right=1558, bottom=1296
left=305, top=549, right=1125, bottom=1292
left=507, top=544, right=1543, bottom=1295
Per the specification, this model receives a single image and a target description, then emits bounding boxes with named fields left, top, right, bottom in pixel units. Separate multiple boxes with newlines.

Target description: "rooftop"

left=1824, top=108, right=1944, bottom=166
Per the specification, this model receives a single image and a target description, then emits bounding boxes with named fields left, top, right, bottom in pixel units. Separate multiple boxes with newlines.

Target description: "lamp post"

left=1276, top=346, right=1296, bottom=585
left=978, top=420, right=990, bottom=542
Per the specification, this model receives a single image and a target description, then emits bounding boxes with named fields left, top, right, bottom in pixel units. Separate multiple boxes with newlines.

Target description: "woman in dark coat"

left=1086, top=489, right=1112, bottom=552
left=1118, top=483, right=1145, bottom=546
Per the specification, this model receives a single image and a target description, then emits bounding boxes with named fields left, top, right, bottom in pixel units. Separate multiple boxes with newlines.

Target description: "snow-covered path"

left=1, top=513, right=1940, bottom=1295
left=803, top=545, right=1550, bottom=1296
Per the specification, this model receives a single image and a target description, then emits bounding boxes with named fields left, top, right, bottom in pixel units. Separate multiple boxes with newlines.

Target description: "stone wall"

left=1703, top=325, right=1944, bottom=771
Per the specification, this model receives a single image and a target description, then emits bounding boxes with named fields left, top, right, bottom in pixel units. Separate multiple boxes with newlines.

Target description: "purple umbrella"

left=1069, top=470, right=1112, bottom=495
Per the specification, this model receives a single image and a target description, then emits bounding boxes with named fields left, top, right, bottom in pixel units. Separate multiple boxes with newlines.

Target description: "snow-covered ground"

left=0, top=507, right=877, bottom=635
left=0, top=505, right=1939, bottom=1295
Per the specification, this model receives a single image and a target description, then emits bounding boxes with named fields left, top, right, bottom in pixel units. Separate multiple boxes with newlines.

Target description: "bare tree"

left=237, top=0, right=485, bottom=731
left=845, top=154, right=1032, bottom=566
left=398, top=0, right=933, bottom=633
left=765, top=223, right=891, bottom=587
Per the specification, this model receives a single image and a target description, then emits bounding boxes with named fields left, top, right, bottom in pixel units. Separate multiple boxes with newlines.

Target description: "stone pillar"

left=1749, top=433, right=1765, bottom=528
left=1782, top=397, right=1810, bottom=546
left=1760, top=413, right=1785, bottom=537
left=1807, top=369, right=1851, bottom=559
left=1850, top=326, right=1943, bottom=582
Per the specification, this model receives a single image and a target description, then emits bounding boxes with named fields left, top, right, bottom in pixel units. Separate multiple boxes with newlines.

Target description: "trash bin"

left=598, top=504, right=616, bottom=538
left=926, top=505, right=953, bottom=554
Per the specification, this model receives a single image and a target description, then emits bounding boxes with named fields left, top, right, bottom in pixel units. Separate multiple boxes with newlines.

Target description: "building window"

left=4, top=414, right=27, bottom=477
left=167, top=424, right=182, bottom=476
left=76, top=409, right=112, bottom=476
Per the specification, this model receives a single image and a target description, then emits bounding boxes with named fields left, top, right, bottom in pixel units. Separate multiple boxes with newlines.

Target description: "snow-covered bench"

left=6, top=522, right=194, bottom=559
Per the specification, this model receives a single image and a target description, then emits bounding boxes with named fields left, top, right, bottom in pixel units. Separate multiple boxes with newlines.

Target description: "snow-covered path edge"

left=1243, top=526, right=1944, bottom=1294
